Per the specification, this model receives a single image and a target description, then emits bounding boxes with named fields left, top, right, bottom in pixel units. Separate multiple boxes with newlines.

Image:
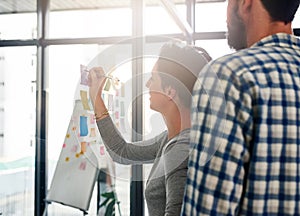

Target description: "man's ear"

left=165, top=86, right=177, bottom=100
left=239, top=0, right=253, bottom=19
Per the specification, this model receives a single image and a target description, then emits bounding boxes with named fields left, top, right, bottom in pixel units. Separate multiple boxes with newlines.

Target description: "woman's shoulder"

left=166, top=129, right=190, bottom=147
left=163, top=129, right=190, bottom=157
left=162, top=130, right=190, bottom=175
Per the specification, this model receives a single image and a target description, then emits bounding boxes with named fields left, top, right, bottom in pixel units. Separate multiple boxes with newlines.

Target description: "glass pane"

left=195, top=2, right=227, bottom=32
left=0, top=46, right=37, bottom=215
left=48, top=43, right=132, bottom=215
left=48, top=44, right=102, bottom=215
left=292, top=9, right=300, bottom=28
left=195, top=39, right=234, bottom=60
left=49, top=8, right=132, bottom=39
left=0, top=13, right=37, bottom=40
left=145, top=4, right=186, bottom=35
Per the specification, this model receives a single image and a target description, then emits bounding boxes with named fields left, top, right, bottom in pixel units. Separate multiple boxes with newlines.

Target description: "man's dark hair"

left=156, top=42, right=211, bottom=108
left=261, top=0, right=300, bottom=24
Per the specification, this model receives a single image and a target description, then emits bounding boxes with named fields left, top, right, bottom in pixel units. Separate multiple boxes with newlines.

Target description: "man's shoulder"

left=206, top=47, right=265, bottom=78
left=214, top=47, right=259, bottom=66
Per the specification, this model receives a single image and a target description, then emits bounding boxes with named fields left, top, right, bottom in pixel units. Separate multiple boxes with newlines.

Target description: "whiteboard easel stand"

left=43, top=200, right=89, bottom=216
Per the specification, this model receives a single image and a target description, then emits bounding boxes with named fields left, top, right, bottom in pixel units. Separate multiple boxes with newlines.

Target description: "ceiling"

left=0, top=0, right=224, bottom=14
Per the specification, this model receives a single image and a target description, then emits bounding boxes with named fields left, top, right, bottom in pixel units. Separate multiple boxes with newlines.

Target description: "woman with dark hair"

left=88, top=42, right=210, bottom=216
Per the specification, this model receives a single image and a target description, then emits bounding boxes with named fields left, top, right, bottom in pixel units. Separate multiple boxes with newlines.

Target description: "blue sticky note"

left=80, top=116, right=88, bottom=136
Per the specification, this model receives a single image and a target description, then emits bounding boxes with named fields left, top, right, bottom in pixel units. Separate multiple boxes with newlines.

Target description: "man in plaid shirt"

left=182, top=0, right=300, bottom=215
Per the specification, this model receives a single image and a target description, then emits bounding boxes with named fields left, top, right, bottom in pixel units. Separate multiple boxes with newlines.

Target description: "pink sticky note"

left=90, top=114, right=95, bottom=124
left=79, top=161, right=87, bottom=170
left=100, top=146, right=105, bottom=155
left=115, top=111, right=119, bottom=119
left=71, top=145, right=78, bottom=152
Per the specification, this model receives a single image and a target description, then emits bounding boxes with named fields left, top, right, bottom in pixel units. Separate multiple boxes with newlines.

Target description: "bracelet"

left=95, top=110, right=109, bottom=121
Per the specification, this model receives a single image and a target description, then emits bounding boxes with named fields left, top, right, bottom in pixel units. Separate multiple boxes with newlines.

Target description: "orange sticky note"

left=81, top=142, right=87, bottom=153
left=90, top=128, right=96, bottom=137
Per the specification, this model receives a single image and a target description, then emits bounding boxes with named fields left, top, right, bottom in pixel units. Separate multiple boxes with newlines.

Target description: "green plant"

left=99, top=189, right=121, bottom=216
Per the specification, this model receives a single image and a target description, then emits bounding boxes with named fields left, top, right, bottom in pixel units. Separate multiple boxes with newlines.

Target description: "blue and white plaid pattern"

left=182, top=33, right=300, bottom=215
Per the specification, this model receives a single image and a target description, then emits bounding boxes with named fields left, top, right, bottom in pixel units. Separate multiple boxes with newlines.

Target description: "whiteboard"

left=46, top=58, right=128, bottom=212
left=46, top=86, right=110, bottom=212
left=46, top=100, right=100, bottom=211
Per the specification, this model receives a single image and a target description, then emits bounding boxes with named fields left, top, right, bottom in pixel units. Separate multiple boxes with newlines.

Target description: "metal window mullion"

left=131, top=0, right=144, bottom=216
left=186, top=0, right=196, bottom=44
left=35, top=0, right=49, bottom=215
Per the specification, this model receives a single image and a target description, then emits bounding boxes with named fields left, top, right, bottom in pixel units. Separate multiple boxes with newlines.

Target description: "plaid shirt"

left=182, top=33, right=300, bottom=215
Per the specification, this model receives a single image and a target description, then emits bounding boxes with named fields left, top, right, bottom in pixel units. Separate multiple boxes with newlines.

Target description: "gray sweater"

left=96, top=116, right=190, bottom=216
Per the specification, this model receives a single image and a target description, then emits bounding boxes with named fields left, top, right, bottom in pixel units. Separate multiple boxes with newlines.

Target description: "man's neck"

left=247, top=21, right=293, bottom=47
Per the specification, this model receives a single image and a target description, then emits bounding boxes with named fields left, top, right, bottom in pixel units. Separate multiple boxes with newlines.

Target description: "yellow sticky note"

left=104, top=79, right=111, bottom=91
left=80, top=90, right=91, bottom=110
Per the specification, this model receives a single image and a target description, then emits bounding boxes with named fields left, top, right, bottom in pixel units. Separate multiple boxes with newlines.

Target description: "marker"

left=84, top=69, right=119, bottom=82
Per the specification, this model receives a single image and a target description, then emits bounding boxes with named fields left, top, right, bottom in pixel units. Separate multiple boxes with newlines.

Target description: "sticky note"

left=80, top=65, right=89, bottom=86
left=100, top=146, right=105, bottom=155
left=115, top=99, right=119, bottom=108
left=104, top=79, right=111, bottom=91
left=90, top=128, right=96, bottom=137
left=71, top=145, right=78, bottom=152
left=81, top=142, right=87, bottom=153
left=80, top=116, right=88, bottom=136
left=115, top=111, right=119, bottom=119
left=120, top=101, right=125, bottom=117
left=79, top=161, right=87, bottom=170
left=108, top=94, right=114, bottom=111
left=90, top=114, right=95, bottom=124
left=80, top=90, right=91, bottom=110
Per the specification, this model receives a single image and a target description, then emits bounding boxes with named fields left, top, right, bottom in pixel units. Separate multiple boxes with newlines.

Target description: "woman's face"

left=146, top=63, right=169, bottom=113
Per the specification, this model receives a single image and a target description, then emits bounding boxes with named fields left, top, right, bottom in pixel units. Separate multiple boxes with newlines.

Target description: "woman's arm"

left=97, top=116, right=167, bottom=165
left=88, top=67, right=167, bottom=164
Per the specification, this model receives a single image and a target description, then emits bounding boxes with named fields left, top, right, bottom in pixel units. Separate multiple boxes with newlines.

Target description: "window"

left=49, top=8, right=132, bottom=38
left=0, top=46, right=36, bottom=215
left=195, top=2, right=227, bottom=32
left=145, top=4, right=186, bottom=35
left=195, top=39, right=233, bottom=60
left=0, top=13, right=37, bottom=40
left=48, top=43, right=133, bottom=215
